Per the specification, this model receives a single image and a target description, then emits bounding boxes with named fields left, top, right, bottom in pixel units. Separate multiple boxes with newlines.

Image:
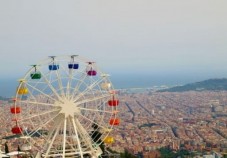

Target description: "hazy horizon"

left=0, top=0, right=227, bottom=96
left=1, top=71, right=227, bottom=97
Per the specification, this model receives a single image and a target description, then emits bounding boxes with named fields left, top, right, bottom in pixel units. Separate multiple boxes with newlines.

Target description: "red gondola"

left=10, top=106, right=21, bottom=114
left=108, top=100, right=119, bottom=106
left=109, top=118, right=120, bottom=125
left=12, top=126, right=23, bottom=134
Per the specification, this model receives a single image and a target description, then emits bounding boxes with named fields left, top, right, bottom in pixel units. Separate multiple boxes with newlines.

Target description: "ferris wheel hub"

left=56, top=99, right=80, bottom=117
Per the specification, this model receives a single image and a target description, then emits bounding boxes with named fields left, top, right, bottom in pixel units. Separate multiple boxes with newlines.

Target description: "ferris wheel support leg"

left=62, top=117, right=67, bottom=158
left=35, top=151, right=41, bottom=158
left=44, top=121, right=62, bottom=158
left=74, top=119, right=98, bottom=157
left=71, top=117, right=84, bottom=158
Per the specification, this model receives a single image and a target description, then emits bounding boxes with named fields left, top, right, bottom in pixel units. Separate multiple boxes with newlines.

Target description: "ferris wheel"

left=10, top=55, right=120, bottom=158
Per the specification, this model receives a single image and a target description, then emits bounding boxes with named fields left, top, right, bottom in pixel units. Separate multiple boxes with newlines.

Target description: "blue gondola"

left=68, top=63, right=79, bottom=69
left=49, top=64, right=59, bottom=70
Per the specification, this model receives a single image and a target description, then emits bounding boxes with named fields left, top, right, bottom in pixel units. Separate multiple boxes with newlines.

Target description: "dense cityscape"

left=1, top=90, right=227, bottom=157
left=108, top=90, right=227, bottom=157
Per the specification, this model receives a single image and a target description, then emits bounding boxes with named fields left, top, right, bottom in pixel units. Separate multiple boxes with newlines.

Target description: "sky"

left=0, top=0, right=227, bottom=95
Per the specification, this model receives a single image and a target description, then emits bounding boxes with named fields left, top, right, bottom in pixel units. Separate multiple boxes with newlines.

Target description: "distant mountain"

left=158, top=78, right=227, bottom=92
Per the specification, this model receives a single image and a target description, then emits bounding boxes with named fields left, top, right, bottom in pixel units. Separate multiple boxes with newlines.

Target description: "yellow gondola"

left=104, top=136, right=114, bottom=144
left=18, top=87, right=28, bottom=95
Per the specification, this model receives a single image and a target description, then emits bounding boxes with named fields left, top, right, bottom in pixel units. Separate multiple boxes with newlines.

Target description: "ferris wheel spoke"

left=44, top=121, right=62, bottom=158
left=18, top=100, right=55, bottom=107
left=43, top=120, right=61, bottom=148
left=25, top=82, right=59, bottom=103
left=70, top=72, right=87, bottom=100
left=78, top=113, right=109, bottom=132
left=37, top=68, right=62, bottom=100
left=55, top=69, right=65, bottom=97
left=78, top=107, right=113, bottom=114
left=75, top=94, right=110, bottom=105
left=73, top=77, right=106, bottom=102
left=70, top=117, right=84, bottom=157
left=66, top=70, right=73, bottom=99
left=58, top=63, right=73, bottom=99
left=62, top=117, right=67, bottom=157
left=74, top=119, right=95, bottom=152
left=19, top=108, right=60, bottom=122
left=28, top=112, right=63, bottom=137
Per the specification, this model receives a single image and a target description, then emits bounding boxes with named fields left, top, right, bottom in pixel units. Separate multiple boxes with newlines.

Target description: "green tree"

left=120, top=149, right=136, bottom=158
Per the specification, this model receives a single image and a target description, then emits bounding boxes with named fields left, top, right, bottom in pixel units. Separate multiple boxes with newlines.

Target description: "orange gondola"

left=10, top=106, right=21, bottom=114
left=109, top=118, right=120, bottom=125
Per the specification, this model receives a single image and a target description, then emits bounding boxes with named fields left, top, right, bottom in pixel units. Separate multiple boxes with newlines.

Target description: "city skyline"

left=0, top=0, right=227, bottom=78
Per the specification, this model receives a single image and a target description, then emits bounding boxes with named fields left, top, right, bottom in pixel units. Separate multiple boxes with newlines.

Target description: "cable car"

left=10, top=106, right=21, bottom=114
left=108, top=95, right=119, bottom=106
left=87, top=70, right=97, bottom=76
left=18, top=87, right=28, bottom=95
left=30, top=65, right=41, bottom=79
left=21, top=143, right=32, bottom=151
left=109, top=118, right=120, bottom=125
left=31, top=72, right=41, bottom=79
left=101, top=82, right=111, bottom=90
left=12, top=126, right=23, bottom=134
left=48, top=56, right=59, bottom=70
left=108, top=99, right=119, bottom=106
left=68, top=55, right=79, bottom=69
left=86, top=62, right=97, bottom=76
left=68, top=63, right=79, bottom=69
left=104, top=136, right=114, bottom=144
left=49, top=64, right=59, bottom=70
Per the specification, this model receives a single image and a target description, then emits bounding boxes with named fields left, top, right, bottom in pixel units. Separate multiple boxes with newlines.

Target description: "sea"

left=0, top=73, right=219, bottom=98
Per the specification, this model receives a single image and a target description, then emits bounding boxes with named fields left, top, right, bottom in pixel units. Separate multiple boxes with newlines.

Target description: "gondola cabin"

left=109, top=118, right=120, bottom=125
left=10, top=106, right=21, bottom=114
left=101, top=83, right=111, bottom=89
left=87, top=70, right=97, bottom=76
left=30, top=72, right=41, bottom=79
left=21, top=143, right=32, bottom=151
left=49, top=64, right=59, bottom=70
left=104, top=136, right=114, bottom=144
left=108, top=99, right=119, bottom=106
left=68, top=63, right=79, bottom=69
left=12, top=126, right=23, bottom=134
left=86, top=62, right=97, bottom=76
left=18, top=87, right=28, bottom=95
